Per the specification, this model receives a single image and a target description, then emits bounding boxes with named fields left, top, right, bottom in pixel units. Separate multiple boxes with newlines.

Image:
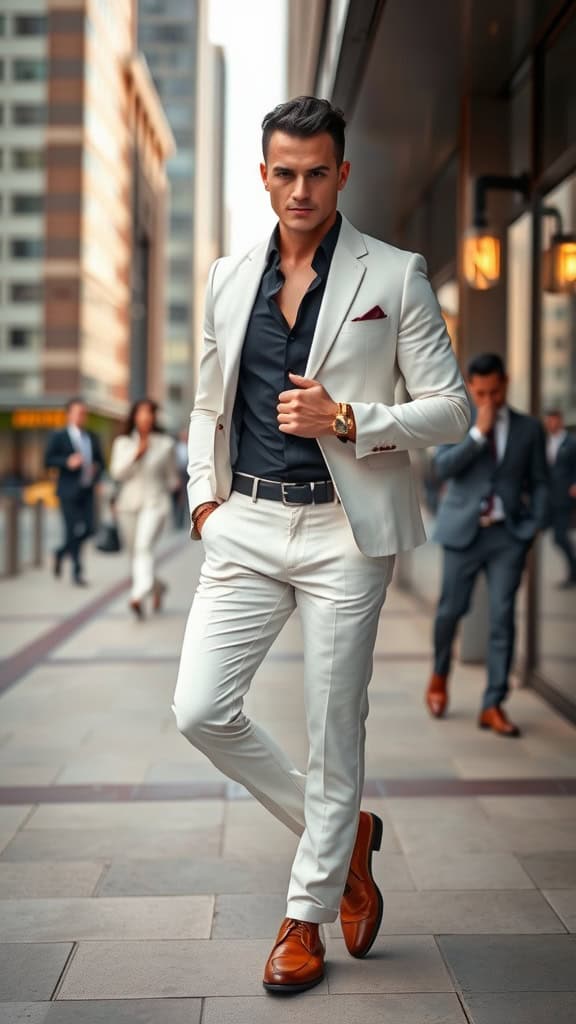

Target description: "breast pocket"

left=337, top=320, right=396, bottom=401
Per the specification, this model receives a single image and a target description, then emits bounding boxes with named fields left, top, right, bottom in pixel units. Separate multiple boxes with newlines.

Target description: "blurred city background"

left=0, top=1, right=575, bottom=1020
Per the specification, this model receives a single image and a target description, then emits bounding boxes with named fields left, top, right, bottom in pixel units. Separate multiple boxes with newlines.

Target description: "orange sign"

left=11, top=409, right=68, bottom=430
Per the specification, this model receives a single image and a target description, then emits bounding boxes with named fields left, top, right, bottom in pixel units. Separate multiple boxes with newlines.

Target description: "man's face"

left=260, top=131, right=350, bottom=235
left=68, top=402, right=87, bottom=429
left=467, top=372, right=508, bottom=410
left=545, top=413, right=563, bottom=435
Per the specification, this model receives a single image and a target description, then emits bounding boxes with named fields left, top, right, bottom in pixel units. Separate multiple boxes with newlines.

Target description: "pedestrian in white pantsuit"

left=110, top=399, right=179, bottom=620
left=172, top=97, right=470, bottom=994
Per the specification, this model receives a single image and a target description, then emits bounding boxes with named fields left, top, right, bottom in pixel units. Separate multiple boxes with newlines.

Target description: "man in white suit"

left=173, top=96, right=469, bottom=993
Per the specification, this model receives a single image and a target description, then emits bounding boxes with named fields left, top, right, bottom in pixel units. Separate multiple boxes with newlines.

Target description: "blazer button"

left=372, top=447, right=379, bottom=453
left=217, top=424, right=224, bottom=431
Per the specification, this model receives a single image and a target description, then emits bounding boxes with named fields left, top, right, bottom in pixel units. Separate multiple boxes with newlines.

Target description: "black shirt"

left=232, top=213, right=342, bottom=482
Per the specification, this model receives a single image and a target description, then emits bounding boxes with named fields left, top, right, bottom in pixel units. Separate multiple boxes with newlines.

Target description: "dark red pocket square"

left=352, top=305, right=387, bottom=321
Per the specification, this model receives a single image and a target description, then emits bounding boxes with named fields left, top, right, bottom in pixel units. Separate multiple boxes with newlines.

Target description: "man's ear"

left=260, top=162, right=268, bottom=190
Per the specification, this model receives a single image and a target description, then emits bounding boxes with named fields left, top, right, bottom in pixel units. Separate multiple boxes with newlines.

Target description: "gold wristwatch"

left=333, top=402, right=353, bottom=442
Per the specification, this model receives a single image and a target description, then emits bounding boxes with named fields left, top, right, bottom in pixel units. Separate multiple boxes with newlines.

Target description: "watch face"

left=335, top=414, right=348, bottom=435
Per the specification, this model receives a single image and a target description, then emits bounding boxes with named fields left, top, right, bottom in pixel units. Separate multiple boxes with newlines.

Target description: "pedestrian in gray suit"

left=544, top=409, right=576, bottom=588
left=426, top=354, right=549, bottom=737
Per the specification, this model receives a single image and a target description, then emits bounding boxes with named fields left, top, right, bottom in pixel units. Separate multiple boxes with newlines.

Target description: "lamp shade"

left=542, top=235, right=576, bottom=294
left=463, top=228, right=501, bottom=290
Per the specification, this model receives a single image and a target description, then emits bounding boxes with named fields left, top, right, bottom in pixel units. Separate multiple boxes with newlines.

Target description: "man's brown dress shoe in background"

left=425, top=672, right=449, bottom=718
left=340, top=811, right=384, bottom=957
left=263, top=918, right=325, bottom=994
left=479, top=705, right=521, bottom=737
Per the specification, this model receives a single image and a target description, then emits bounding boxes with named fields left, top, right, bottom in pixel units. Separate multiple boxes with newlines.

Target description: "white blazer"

left=110, top=432, right=178, bottom=515
left=187, top=215, right=470, bottom=557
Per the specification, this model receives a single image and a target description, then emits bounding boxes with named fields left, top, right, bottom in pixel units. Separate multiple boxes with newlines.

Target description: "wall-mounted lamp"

left=541, top=206, right=576, bottom=294
left=464, top=173, right=530, bottom=290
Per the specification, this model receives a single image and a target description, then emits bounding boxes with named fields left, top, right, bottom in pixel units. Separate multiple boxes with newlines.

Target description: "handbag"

left=95, top=519, right=122, bottom=553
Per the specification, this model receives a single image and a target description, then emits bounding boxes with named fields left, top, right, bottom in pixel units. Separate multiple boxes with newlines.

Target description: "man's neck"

left=276, top=210, right=338, bottom=266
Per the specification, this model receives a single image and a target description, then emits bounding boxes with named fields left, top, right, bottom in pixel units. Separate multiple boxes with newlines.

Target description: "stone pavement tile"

left=0, top=808, right=32, bottom=833
left=221, top=823, right=300, bottom=862
left=327, top=891, right=566, bottom=935
left=202, top=993, right=468, bottom=1024
left=0, top=943, right=73, bottom=1001
left=405, top=851, right=535, bottom=891
left=54, top=756, right=151, bottom=784
left=364, top=757, right=459, bottom=779
left=0, top=1005, right=48, bottom=1023
left=143, top=760, right=223, bottom=782
left=393, top=817, right=506, bottom=855
left=57, top=939, right=328, bottom=999
left=98, top=857, right=293, bottom=897
left=325, top=934, right=454, bottom=993
left=488, top=818, right=576, bottom=853
left=543, top=890, right=576, bottom=931
left=0, top=826, right=221, bottom=862
left=520, top=853, right=576, bottom=889
left=479, top=797, right=576, bottom=821
left=0, top=1001, right=203, bottom=1023
left=212, top=894, right=287, bottom=937
left=385, top=798, right=484, bottom=822
left=462, top=992, right=576, bottom=1024
left=436, top=934, right=576, bottom=991
left=453, top=756, right=576, bottom=779
left=24, top=801, right=224, bottom=831
left=0, top=764, right=62, bottom=785
left=0, top=862, right=104, bottom=899
left=0, top=895, right=214, bottom=941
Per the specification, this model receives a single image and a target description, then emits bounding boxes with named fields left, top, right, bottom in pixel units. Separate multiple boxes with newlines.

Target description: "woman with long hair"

left=110, top=398, right=179, bottom=619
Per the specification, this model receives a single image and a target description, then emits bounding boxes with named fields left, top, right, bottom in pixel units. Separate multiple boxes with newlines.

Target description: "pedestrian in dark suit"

left=544, top=409, right=576, bottom=587
left=45, top=397, right=105, bottom=585
left=425, top=354, right=549, bottom=737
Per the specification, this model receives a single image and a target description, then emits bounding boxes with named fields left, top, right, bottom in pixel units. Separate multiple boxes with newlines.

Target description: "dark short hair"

left=123, top=398, right=164, bottom=435
left=66, top=396, right=85, bottom=411
left=261, top=96, right=346, bottom=165
left=544, top=408, right=562, bottom=418
left=467, top=353, right=506, bottom=379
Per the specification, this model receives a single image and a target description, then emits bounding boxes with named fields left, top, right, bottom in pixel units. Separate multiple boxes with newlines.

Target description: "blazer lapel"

left=221, top=241, right=269, bottom=411
left=305, top=215, right=368, bottom=380
left=498, top=409, right=520, bottom=470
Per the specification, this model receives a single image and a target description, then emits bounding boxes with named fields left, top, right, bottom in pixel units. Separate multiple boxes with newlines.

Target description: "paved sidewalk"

left=0, top=534, right=575, bottom=1023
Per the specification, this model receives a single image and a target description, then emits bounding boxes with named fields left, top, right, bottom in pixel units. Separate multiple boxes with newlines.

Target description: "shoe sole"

left=479, top=722, right=521, bottom=737
left=348, top=812, right=384, bottom=959
left=263, top=974, right=324, bottom=995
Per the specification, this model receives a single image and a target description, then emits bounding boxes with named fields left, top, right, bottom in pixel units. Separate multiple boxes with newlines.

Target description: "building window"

left=0, top=59, right=4, bottom=80
left=10, top=282, right=44, bottom=303
left=12, top=149, right=45, bottom=170
left=169, top=303, right=190, bottom=324
left=13, top=57, right=48, bottom=81
left=13, top=15, right=48, bottom=35
left=139, top=23, right=193, bottom=45
left=11, top=194, right=44, bottom=215
left=170, top=213, right=193, bottom=234
left=168, top=383, right=184, bottom=402
left=9, top=328, right=40, bottom=348
left=12, top=104, right=47, bottom=126
left=10, top=238, right=44, bottom=259
left=169, top=258, right=191, bottom=280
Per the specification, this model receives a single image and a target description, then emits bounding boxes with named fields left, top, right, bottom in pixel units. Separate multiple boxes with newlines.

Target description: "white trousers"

left=172, top=489, right=394, bottom=923
left=117, top=505, right=167, bottom=602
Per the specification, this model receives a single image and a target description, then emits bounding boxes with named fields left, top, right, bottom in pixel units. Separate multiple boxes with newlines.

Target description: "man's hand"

left=193, top=501, right=219, bottom=536
left=277, top=373, right=337, bottom=438
left=475, top=403, right=497, bottom=436
left=66, top=452, right=83, bottom=470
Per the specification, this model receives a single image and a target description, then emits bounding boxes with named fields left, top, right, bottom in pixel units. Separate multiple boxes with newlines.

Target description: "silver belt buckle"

left=281, top=481, right=313, bottom=506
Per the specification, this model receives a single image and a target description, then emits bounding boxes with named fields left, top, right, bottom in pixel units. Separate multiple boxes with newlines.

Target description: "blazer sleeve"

left=187, top=259, right=225, bottom=517
left=91, top=432, right=106, bottom=482
left=433, top=433, right=487, bottom=481
left=351, top=253, right=471, bottom=457
left=45, top=431, right=70, bottom=470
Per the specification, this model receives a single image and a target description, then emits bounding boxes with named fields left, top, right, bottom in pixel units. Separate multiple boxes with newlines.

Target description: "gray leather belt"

left=232, top=472, right=336, bottom=505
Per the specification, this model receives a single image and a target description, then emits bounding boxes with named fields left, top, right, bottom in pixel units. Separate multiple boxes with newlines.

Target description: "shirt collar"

left=266, top=211, right=342, bottom=277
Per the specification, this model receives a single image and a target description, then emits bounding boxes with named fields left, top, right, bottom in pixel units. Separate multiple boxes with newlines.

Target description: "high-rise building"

left=0, top=0, right=173, bottom=481
left=138, top=0, right=197, bottom=433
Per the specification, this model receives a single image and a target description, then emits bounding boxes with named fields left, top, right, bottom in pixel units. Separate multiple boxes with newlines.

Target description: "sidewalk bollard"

left=5, top=497, right=19, bottom=577
left=33, top=500, right=44, bottom=568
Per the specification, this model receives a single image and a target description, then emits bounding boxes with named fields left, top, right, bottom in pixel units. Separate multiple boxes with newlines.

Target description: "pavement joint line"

left=0, top=536, right=188, bottom=697
left=0, top=777, right=575, bottom=803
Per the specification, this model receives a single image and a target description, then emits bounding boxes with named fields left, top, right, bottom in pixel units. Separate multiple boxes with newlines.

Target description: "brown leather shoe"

left=478, top=705, right=521, bottom=737
left=263, top=918, right=325, bottom=994
left=340, top=811, right=384, bottom=958
left=426, top=672, right=449, bottom=718
left=152, top=580, right=167, bottom=612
